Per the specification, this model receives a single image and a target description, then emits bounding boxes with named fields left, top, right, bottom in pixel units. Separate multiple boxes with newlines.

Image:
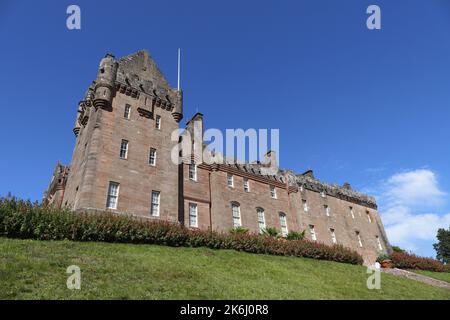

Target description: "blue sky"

left=1, top=0, right=449, bottom=257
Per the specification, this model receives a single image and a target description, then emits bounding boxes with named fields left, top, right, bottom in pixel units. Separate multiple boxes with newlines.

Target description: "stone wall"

left=44, top=50, right=391, bottom=265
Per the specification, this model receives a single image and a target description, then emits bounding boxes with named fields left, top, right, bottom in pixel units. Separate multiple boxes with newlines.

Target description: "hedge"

left=390, top=251, right=448, bottom=273
left=0, top=197, right=363, bottom=265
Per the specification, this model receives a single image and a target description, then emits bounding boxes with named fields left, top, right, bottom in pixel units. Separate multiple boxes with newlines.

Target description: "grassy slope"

left=0, top=237, right=449, bottom=300
left=410, top=270, right=450, bottom=284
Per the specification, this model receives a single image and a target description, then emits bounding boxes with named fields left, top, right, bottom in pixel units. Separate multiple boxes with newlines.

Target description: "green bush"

left=390, top=251, right=446, bottom=272
left=0, top=197, right=363, bottom=265
left=261, top=227, right=280, bottom=238
left=376, top=254, right=391, bottom=263
left=286, top=231, right=305, bottom=241
left=391, top=245, right=406, bottom=253
left=229, top=227, right=249, bottom=234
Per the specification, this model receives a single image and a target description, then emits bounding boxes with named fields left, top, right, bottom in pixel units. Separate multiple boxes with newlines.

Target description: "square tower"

left=60, top=50, right=183, bottom=222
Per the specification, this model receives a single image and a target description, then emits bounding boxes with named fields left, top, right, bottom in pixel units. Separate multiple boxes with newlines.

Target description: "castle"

left=43, top=50, right=391, bottom=264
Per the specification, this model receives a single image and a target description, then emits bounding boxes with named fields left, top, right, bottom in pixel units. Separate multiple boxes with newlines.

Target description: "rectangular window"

left=257, top=208, right=265, bottom=233
left=279, top=213, right=288, bottom=237
left=350, top=206, right=355, bottom=219
left=330, top=228, right=337, bottom=244
left=356, top=231, right=363, bottom=247
left=270, top=186, right=277, bottom=199
left=106, top=182, right=119, bottom=209
left=367, top=211, right=372, bottom=223
left=149, top=148, right=156, bottom=166
left=189, top=203, right=198, bottom=228
left=124, top=104, right=131, bottom=119
left=150, top=191, right=160, bottom=217
left=324, top=205, right=330, bottom=217
left=309, top=225, right=317, bottom=241
left=120, top=139, right=128, bottom=159
left=227, top=174, right=234, bottom=188
left=189, top=162, right=197, bottom=181
left=302, top=199, right=308, bottom=212
left=155, top=115, right=161, bottom=129
left=231, top=203, right=241, bottom=227
left=244, top=178, right=250, bottom=192
left=376, top=236, right=383, bottom=251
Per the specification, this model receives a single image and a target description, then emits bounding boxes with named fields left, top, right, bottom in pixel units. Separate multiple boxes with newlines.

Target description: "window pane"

left=106, top=182, right=119, bottom=209
left=151, top=191, right=160, bottom=216
left=257, top=208, right=265, bottom=233
left=120, top=140, right=128, bottom=159
left=189, top=203, right=197, bottom=227
left=279, top=213, right=288, bottom=236
left=149, top=148, right=156, bottom=165
left=232, top=203, right=240, bottom=227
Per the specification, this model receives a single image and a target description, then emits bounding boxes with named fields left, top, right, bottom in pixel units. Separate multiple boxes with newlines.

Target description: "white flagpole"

left=177, top=48, right=181, bottom=91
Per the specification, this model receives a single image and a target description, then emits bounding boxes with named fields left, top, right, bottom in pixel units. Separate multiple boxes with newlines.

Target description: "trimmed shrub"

left=0, top=197, right=363, bottom=265
left=286, top=231, right=305, bottom=241
left=229, top=227, right=249, bottom=234
left=261, top=227, right=280, bottom=238
left=376, top=254, right=391, bottom=263
left=390, top=251, right=445, bottom=272
left=391, top=245, right=406, bottom=253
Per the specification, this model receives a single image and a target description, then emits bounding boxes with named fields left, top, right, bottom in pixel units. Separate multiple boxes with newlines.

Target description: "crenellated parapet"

left=73, top=85, right=95, bottom=137
left=72, top=50, right=183, bottom=136
left=115, top=50, right=183, bottom=122
left=296, top=173, right=377, bottom=209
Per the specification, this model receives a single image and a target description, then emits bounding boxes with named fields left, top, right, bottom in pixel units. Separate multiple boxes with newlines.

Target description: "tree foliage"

left=433, top=227, right=450, bottom=264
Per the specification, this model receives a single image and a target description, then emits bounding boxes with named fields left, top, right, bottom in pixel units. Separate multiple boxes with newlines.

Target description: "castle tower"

left=44, top=49, right=390, bottom=265
left=93, top=53, right=118, bottom=110
left=56, top=50, right=182, bottom=222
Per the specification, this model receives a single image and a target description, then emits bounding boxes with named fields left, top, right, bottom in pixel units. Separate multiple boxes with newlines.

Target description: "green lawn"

left=410, top=270, right=450, bottom=284
left=0, top=237, right=449, bottom=300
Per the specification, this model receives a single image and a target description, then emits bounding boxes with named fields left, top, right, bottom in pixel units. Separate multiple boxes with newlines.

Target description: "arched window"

left=231, top=202, right=241, bottom=227
left=279, top=212, right=288, bottom=237
left=256, top=207, right=266, bottom=233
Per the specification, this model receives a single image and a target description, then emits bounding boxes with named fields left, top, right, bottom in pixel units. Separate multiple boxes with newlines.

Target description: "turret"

left=93, top=53, right=118, bottom=110
left=171, top=90, right=183, bottom=123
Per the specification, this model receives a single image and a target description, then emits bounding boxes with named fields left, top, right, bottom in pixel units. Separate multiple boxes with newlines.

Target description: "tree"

left=391, top=246, right=406, bottom=253
left=433, top=227, right=450, bottom=264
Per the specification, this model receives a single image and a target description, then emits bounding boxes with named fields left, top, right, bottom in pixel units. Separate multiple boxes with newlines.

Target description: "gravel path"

left=381, top=268, right=450, bottom=290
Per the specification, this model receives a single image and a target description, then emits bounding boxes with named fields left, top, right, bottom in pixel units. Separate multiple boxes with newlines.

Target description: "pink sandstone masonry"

left=44, top=50, right=391, bottom=265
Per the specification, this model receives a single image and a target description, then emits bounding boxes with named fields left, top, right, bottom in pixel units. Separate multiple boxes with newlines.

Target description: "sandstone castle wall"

left=44, top=50, right=391, bottom=265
